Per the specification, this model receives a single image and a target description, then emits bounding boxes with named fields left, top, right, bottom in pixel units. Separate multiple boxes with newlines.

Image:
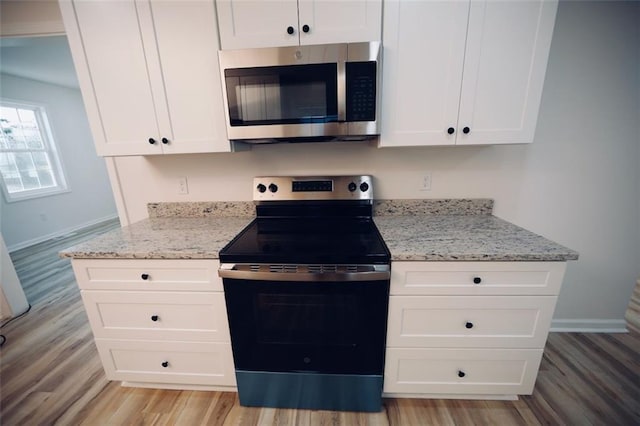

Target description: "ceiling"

left=0, top=35, right=79, bottom=89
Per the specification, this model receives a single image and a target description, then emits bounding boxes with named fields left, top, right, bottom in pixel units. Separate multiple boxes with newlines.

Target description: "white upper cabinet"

left=60, top=0, right=231, bottom=156
left=380, top=0, right=558, bottom=147
left=216, top=0, right=382, bottom=49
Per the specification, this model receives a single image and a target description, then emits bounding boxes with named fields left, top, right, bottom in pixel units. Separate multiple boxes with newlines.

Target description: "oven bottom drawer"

left=383, top=348, right=543, bottom=395
left=235, top=370, right=383, bottom=412
left=95, top=339, right=236, bottom=387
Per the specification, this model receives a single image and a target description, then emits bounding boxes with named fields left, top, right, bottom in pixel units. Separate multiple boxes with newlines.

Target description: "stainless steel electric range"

left=218, top=175, right=390, bottom=412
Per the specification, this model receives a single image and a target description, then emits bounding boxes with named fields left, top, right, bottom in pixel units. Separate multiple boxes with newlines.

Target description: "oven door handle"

left=218, top=263, right=390, bottom=282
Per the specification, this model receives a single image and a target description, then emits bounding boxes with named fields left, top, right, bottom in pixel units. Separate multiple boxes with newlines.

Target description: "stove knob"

left=268, top=183, right=278, bottom=193
left=348, top=182, right=357, bottom=192
left=360, top=182, right=369, bottom=192
left=256, top=183, right=267, bottom=193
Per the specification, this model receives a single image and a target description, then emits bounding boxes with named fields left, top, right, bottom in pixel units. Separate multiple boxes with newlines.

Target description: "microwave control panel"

left=346, top=61, right=377, bottom=122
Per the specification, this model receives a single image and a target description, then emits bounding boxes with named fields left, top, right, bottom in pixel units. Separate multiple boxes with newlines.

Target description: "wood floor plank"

left=1, top=222, right=639, bottom=425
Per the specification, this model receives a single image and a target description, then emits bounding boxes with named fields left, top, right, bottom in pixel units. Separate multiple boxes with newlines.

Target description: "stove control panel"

left=253, top=175, right=373, bottom=201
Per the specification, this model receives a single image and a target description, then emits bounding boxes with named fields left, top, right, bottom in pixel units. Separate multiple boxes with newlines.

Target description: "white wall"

left=0, top=73, right=117, bottom=250
left=109, top=1, right=640, bottom=325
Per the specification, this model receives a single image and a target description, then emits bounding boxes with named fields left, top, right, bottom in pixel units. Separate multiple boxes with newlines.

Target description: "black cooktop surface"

left=219, top=217, right=390, bottom=265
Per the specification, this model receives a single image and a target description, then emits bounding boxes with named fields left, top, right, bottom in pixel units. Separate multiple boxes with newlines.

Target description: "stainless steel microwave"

left=218, top=42, right=380, bottom=143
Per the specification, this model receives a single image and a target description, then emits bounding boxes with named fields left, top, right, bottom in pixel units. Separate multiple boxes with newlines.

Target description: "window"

left=0, top=101, right=68, bottom=202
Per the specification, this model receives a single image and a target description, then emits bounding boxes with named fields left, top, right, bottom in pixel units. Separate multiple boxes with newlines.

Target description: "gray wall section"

left=0, top=73, right=117, bottom=250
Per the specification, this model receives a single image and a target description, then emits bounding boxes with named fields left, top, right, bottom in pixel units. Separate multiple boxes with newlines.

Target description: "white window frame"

left=0, top=99, right=69, bottom=202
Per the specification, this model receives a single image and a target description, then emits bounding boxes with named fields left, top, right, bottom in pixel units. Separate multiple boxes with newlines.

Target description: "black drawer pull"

left=151, top=315, right=159, bottom=322
left=465, top=321, right=474, bottom=329
left=473, top=276, right=482, bottom=284
left=458, top=370, right=466, bottom=378
left=161, top=361, right=169, bottom=368
left=141, top=273, right=150, bottom=280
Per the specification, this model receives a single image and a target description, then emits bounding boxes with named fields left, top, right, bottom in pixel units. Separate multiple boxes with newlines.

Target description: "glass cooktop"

left=219, top=218, right=390, bottom=265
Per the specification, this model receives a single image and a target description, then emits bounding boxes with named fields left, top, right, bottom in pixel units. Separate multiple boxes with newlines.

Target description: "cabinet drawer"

left=95, top=339, right=236, bottom=387
left=72, top=259, right=221, bottom=291
left=82, top=291, right=229, bottom=342
left=387, top=296, right=556, bottom=348
left=384, top=348, right=542, bottom=395
left=390, top=262, right=566, bottom=296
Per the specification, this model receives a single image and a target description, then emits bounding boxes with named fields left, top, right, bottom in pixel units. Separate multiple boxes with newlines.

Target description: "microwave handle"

left=337, top=61, right=346, bottom=122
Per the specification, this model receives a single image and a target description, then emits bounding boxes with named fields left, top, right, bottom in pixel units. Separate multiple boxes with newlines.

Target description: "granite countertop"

left=374, top=215, right=578, bottom=261
left=60, top=200, right=578, bottom=261
left=60, top=202, right=255, bottom=259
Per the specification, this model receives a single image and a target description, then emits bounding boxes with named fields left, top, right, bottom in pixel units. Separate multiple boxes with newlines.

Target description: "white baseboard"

left=7, top=214, right=119, bottom=253
left=550, top=319, right=628, bottom=333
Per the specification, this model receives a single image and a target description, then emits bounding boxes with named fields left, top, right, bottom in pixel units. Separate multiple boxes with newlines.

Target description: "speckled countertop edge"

left=61, top=200, right=578, bottom=261
left=148, top=201, right=255, bottom=218
left=374, top=199, right=493, bottom=216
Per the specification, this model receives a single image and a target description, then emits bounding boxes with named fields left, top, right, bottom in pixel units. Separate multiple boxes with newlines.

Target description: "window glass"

left=0, top=102, right=68, bottom=202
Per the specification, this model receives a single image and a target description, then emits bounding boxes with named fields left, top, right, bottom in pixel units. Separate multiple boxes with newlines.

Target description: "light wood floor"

left=1, top=223, right=639, bottom=425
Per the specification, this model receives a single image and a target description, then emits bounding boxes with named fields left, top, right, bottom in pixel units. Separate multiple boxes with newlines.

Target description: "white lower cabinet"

left=384, top=348, right=543, bottom=395
left=96, top=340, right=236, bottom=387
left=72, top=258, right=236, bottom=389
left=384, top=261, right=566, bottom=398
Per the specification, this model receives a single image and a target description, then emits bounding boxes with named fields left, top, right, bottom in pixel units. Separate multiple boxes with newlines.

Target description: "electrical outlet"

left=178, top=176, right=189, bottom=194
left=420, top=173, right=432, bottom=191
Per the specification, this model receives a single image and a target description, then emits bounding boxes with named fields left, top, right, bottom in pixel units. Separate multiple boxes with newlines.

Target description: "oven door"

left=222, top=276, right=389, bottom=375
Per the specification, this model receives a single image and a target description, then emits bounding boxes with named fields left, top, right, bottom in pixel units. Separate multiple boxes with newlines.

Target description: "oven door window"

left=224, top=279, right=389, bottom=375
left=224, top=63, right=338, bottom=126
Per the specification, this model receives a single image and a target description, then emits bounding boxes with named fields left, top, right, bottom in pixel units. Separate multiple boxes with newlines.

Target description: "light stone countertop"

left=59, top=217, right=253, bottom=259
left=374, top=215, right=579, bottom=262
left=60, top=200, right=578, bottom=261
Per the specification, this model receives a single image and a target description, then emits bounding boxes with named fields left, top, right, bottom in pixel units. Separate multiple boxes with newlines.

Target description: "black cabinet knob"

left=473, top=277, right=482, bottom=284
left=161, top=137, right=169, bottom=144
left=151, top=315, right=159, bottom=322
left=465, top=321, right=474, bottom=329
left=447, top=127, right=455, bottom=135
left=458, top=370, right=466, bottom=378
left=161, top=361, right=169, bottom=368
left=463, top=127, right=470, bottom=134
left=302, top=24, right=310, bottom=33
left=141, top=273, right=149, bottom=280
left=287, top=26, right=294, bottom=35
left=148, top=138, right=156, bottom=145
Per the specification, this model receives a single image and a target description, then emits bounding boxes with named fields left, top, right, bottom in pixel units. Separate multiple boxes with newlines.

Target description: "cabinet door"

left=96, top=339, right=236, bottom=386
left=72, top=258, right=222, bottom=292
left=82, top=290, right=230, bottom=342
left=63, top=0, right=161, bottom=156
left=390, top=261, right=566, bottom=296
left=456, top=0, right=558, bottom=145
left=386, top=295, right=557, bottom=348
left=146, top=0, right=231, bottom=153
left=297, top=0, right=382, bottom=45
left=380, top=0, right=469, bottom=147
left=384, top=348, right=542, bottom=395
left=216, top=0, right=300, bottom=49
